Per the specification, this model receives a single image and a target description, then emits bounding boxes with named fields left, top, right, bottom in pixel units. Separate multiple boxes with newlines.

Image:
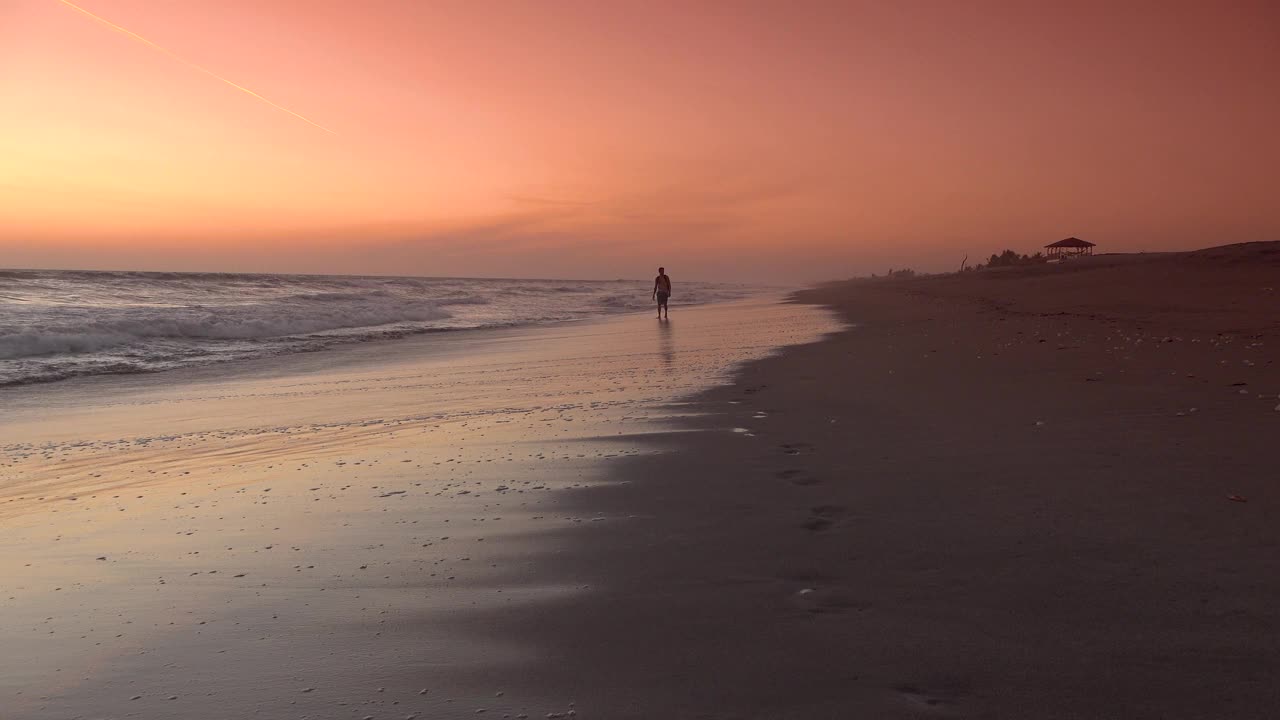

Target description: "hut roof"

left=1045, top=237, right=1095, bottom=248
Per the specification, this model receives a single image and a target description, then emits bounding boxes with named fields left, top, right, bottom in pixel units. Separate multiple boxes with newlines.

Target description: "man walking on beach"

left=653, top=266, right=671, bottom=319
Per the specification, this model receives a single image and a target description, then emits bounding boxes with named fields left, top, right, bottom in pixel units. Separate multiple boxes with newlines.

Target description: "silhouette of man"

left=652, top=267, right=671, bottom=319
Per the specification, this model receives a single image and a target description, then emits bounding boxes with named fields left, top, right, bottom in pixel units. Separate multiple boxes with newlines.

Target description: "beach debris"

left=379, top=490, right=407, bottom=497
left=1228, top=495, right=1248, bottom=503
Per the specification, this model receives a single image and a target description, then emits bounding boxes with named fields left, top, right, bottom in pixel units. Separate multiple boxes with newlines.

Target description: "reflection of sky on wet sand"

left=658, top=318, right=675, bottom=369
left=0, top=295, right=841, bottom=719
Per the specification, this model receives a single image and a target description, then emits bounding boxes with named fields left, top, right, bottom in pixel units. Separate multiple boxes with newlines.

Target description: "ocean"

left=0, top=269, right=756, bottom=387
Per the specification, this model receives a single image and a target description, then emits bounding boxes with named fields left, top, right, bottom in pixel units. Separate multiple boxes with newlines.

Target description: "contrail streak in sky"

left=55, top=0, right=336, bottom=134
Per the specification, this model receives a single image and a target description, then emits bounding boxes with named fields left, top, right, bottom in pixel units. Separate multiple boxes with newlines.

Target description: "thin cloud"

left=55, top=0, right=336, bottom=134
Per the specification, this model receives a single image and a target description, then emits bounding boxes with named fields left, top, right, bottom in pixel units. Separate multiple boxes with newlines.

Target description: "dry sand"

left=6, top=243, right=1279, bottom=719
left=474, top=243, right=1278, bottom=718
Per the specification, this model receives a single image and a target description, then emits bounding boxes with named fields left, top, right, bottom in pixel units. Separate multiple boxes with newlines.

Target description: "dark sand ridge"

left=442, top=243, right=1279, bottom=718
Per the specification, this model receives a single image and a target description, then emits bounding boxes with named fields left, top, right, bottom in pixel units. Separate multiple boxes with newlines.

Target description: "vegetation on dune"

left=966, top=249, right=1046, bottom=271
left=869, top=268, right=917, bottom=279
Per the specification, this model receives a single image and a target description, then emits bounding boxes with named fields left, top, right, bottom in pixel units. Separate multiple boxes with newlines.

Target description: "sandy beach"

left=9, top=2, right=1278, bottom=716
left=489, top=243, right=1278, bottom=719
left=5, top=243, right=1280, bottom=719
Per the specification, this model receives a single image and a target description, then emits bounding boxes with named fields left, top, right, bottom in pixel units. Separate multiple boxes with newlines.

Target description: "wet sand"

left=0, top=295, right=840, bottom=719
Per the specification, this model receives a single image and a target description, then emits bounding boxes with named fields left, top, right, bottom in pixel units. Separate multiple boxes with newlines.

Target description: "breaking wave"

left=0, top=270, right=759, bottom=386
left=0, top=303, right=453, bottom=361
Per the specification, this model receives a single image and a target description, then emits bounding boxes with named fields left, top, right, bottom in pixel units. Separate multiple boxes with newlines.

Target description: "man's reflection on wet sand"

left=658, top=319, right=674, bottom=367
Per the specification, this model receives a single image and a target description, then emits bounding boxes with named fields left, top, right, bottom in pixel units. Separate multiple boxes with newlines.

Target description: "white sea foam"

left=0, top=270, right=760, bottom=385
left=0, top=331, right=135, bottom=360
left=0, top=304, right=452, bottom=359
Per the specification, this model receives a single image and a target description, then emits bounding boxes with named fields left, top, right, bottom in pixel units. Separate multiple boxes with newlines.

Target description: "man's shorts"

left=657, top=291, right=670, bottom=305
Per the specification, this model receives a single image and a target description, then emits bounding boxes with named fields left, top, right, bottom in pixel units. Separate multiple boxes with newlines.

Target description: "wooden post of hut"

left=1044, top=237, right=1095, bottom=260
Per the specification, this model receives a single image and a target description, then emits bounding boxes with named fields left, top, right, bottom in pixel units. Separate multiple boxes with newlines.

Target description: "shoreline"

left=0, top=292, right=799, bottom=434
left=0, top=271, right=772, bottom=391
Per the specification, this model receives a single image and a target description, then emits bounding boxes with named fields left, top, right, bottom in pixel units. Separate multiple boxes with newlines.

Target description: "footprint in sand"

left=895, top=684, right=962, bottom=712
left=789, top=585, right=868, bottom=615
left=779, top=442, right=814, bottom=455
left=801, top=504, right=846, bottom=532
left=776, top=469, right=820, bottom=486
left=802, top=516, right=834, bottom=531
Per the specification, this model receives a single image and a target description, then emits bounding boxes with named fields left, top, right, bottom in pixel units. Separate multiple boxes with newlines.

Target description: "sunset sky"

left=2, top=0, right=1278, bottom=281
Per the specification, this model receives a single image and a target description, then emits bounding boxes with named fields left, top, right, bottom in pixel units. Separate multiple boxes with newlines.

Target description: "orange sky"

left=2, top=0, right=1278, bottom=281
